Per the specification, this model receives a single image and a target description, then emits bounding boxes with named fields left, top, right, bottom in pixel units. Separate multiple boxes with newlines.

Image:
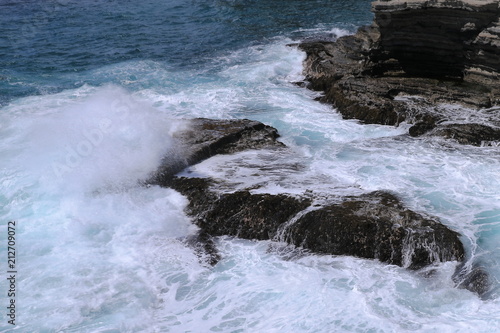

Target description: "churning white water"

left=1, top=36, right=500, bottom=332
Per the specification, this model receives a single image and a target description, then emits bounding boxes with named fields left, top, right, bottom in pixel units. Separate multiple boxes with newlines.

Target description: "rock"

left=150, top=118, right=468, bottom=280
left=285, top=191, right=464, bottom=270
left=170, top=177, right=311, bottom=241
left=297, top=0, right=500, bottom=144
left=184, top=231, right=221, bottom=267
left=298, top=28, right=408, bottom=126
left=424, top=123, right=500, bottom=146
left=372, top=0, right=500, bottom=80
left=148, top=118, right=284, bottom=186
left=466, top=18, right=500, bottom=91
left=454, top=264, right=493, bottom=298
left=170, top=176, right=465, bottom=270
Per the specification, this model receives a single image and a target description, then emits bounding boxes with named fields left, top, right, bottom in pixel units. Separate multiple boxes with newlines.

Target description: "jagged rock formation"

left=285, top=191, right=464, bottom=270
left=170, top=177, right=464, bottom=270
left=149, top=118, right=284, bottom=186
left=151, top=118, right=465, bottom=272
left=298, top=0, right=500, bottom=145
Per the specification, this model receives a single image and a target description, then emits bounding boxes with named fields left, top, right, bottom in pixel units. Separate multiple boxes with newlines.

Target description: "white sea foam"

left=0, top=85, right=199, bottom=331
left=1, top=35, right=500, bottom=332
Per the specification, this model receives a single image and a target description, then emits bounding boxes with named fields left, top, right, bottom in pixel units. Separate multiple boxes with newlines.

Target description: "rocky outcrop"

left=170, top=177, right=464, bottom=270
left=285, top=191, right=464, bottom=270
left=148, top=118, right=284, bottom=186
left=151, top=118, right=478, bottom=293
left=298, top=0, right=500, bottom=145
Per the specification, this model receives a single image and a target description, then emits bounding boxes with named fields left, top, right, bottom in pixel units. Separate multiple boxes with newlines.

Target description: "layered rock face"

left=372, top=0, right=500, bottom=81
left=466, top=16, right=500, bottom=88
left=298, top=0, right=500, bottom=144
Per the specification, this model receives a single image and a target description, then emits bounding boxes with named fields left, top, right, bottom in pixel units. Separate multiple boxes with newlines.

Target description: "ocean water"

left=1, top=0, right=499, bottom=332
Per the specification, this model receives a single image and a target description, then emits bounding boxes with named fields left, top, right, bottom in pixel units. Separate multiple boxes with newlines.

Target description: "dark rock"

left=199, top=191, right=310, bottom=240
left=408, top=121, right=437, bottom=137
left=170, top=176, right=464, bottom=270
left=148, top=118, right=284, bottom=186
left=454, top=264, right=493, bottom=298
left=170, top=177, right=311, bottom=241
left=285, top=191, right=464, bottom=269
left=424, top=123, right=500, bottom=146
left=297, top=0, right=500, bottom=144
left=170, top=177, right=217, bottom=216
left=372, top=0, right=500, bottom=80
left=185, top=231, right=221, bottom=266
left=298, top=29, right=407, bottom=126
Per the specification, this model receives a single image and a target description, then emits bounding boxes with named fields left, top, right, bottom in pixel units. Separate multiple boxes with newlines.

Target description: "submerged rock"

left=454, top=264, right=493, bottom=298
left=297, top=0, right=500, bottom=144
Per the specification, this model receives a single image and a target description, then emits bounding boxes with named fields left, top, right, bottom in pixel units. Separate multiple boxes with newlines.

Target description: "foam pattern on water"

left=1, top=33, right=500, bottom=332
left=154, top=238, right=500, bottom=333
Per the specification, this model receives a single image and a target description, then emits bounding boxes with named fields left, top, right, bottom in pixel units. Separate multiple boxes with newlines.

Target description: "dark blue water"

left=0, top=0, right=372, bottom=106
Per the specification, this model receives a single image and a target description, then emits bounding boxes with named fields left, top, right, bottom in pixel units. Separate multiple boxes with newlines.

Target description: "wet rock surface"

left=424, top=123, right=500, bottom=146
left=286, top=191, right=464, bottom=270
left=153, top=117, right=484, bottom=295
left=149, top=118, right=284, bottom=186
left=297, top=0, right=500, bottom=145
left=454, top=264, right=494, bottom=298
left=170, top=176, right=464, bottom=270
left=171, top=177, right=311, bottom=241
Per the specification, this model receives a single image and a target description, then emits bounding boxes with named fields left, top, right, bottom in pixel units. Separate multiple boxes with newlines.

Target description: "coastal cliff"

left=298, top=0, right=500, bottom=144
left=373, top=0, right=500, bottom=82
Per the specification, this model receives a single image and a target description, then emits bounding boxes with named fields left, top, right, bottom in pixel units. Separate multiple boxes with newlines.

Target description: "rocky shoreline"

left=296, top=0, right=500, bottom=146
left=149, top=118, right=490, bottom=296
left=148, top=0, right=500, bottom=299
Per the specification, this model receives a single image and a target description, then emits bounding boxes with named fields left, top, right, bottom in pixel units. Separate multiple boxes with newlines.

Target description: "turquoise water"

left=1, top=0, right=500, bottom=332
